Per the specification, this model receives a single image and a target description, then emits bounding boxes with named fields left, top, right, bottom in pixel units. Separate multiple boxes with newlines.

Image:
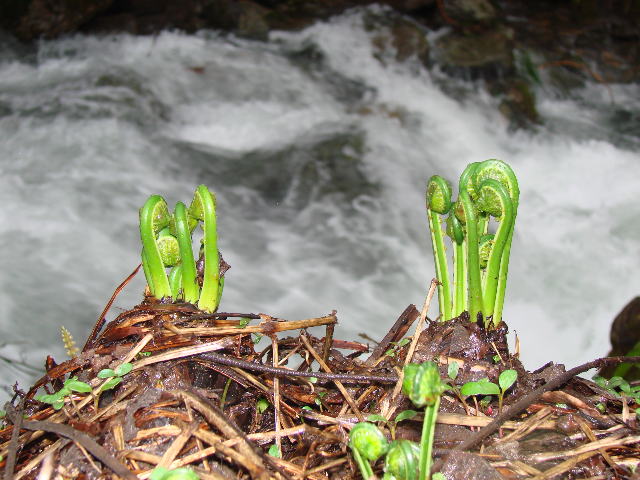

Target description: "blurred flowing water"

left=1, top=8, right=639, bottom=399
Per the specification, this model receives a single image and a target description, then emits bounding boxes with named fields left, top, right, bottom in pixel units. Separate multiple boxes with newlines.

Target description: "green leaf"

left=396, top=338, right=410, bottom=347
left=64, top=379, right=92, bottom=393
left=252, top=333, right=263, bottom=344
left=460, top=380, right=500, bottom=397
left=114, top=363, right=133, bottom=377
left=36, top=393, right=63, bottom=404
left=309, top=377, right=318, bottom=384
left=608, top=377, right=626, bottom=389
left=150, top=467, right=170, bottom=480
left=52, top=399, right=65, bottom=410
left=237, top=318, right=250, bottom=328
left=256, top=398, right=270, bottom=414
left=0, top=410, right=5, bottom=418
left=592, top=376, right=608, bottom=388
left=595, top=402, right=606, bottom=413
left=268, top=444, right=281, bottom=458
left=150, top=467, right=200, bottom=480
left=498, top=369, right=517, bottom=393
left=57, top=386, right=71, bottom=397
left=97, top=369, right=116, bottom=379
left=432, top=473, right=446, bottom=480
left=138, top=351, right=152, bottom=357
left=366, top=414, right=388, bottom=423
left=100, top=377, right=123, bottom=392
left=301, top=406, right=312, bottom=411
left=394, top=409, right=417, bottom=423
left=385, top=349, right=396, bottom=357
left=447, top=361, right=459, bottom=380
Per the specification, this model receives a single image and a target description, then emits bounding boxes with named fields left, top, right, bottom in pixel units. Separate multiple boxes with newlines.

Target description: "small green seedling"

left=268, top=444, right=282, bottom=458
left=150, top=466, right=200, bottom=480
left=385, top=338, right=411, bottom=357
left=367, top=409, right=418, bottom=440
left=93, top=362, right=133, bottom=411
left=593, top=376, right=640, bottom=403
left=256, top=398, right=270, bottom=414
left=349, top=422, right=390, bottom=479
left=36, top=376, right=92, bottom=410
left=402, top=362, right=448, bottom=480
left=315, top=391, right=327, bottom=411
left=251, top=333, right=263, bottom=344
left=97, top=362, right=133, bottom=392
left=236, top=317, right=251, bottom=328
left=443, top=361, right=470, bottom=415
left=460, top=369, right=517, bottom=411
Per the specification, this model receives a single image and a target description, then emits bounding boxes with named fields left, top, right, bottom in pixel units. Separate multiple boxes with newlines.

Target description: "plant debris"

left=2, top=280, right=640, bottom=479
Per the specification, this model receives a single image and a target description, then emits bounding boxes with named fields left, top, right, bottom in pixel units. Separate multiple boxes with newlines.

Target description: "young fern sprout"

left=446, top=214, right=466, bottom=318
left=171, top=201, right=200, bottom=304
left=349, top=422, right=390, bottom=479
left=425, top=160, right=519, bottom=326
left=476, top=179, right=514, bottom=325
left=402, top=362, right=448, bottom=480
left=189, top=185, right=222, bottom=313
left=384, top=440, right=420, bottom=480
left=426, top=176, right=453, bottom=321
left=140, top=195, right=174, bottom=299
left=478, top=234, right=494, bottom=271
left=474, top=160, right=520, bottom=325
left=454, top=191, right=483, bottom=323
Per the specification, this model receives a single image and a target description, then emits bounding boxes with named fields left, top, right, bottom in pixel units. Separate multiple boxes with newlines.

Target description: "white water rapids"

left=1, top=8, right=639, bottom=399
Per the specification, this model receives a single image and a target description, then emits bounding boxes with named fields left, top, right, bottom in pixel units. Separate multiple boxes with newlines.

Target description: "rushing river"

left=1, top=8, right=639, bottom=399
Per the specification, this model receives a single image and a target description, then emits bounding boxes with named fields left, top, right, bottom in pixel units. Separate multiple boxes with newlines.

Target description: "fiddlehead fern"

left=476, top=179, right=514, bottom=325
left=478, top=234, right=494, bottom=270
left=189, top=185, right=221, bottom=313
left=455, top=191, right=483, bottom=323
left=384, top=440, right=420, bottom=480
left=171, top=201, right=200, bottom=304
left=402, top=362, right=448, bottom=480
left=426, top=176, right=453, bottom=321
left=474, top=160, right=519, bottom=325
left=139, top=195, right=173, bottom=299
left=349, top=422, right=389, bottom=479
left=446, top=214, right=466, bottom=317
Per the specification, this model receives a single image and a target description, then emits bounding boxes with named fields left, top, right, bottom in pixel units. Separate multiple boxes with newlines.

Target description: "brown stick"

left=3, top=399, right=24, bottom=480
left=199, top=351, right=398, bottom=383
left=300, top=334, right=365, bottom=422
left=173, top=390, right=275, bottom=480
left=364, top=304, right=419, bottom=367
left=83, top=263, right=141, bottom=351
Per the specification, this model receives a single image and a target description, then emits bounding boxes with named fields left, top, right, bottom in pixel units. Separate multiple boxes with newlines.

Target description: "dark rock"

left=201, top=0, right=269, bottom=39
left=435, top=25, right=514, bottom=79
left=2, top=0, right=113, bottom=40
left=442, top=0, right=497, bottom=25
left=498, top=78, right=540, bottom=128
left=368, top=12, right=430, bottom=66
